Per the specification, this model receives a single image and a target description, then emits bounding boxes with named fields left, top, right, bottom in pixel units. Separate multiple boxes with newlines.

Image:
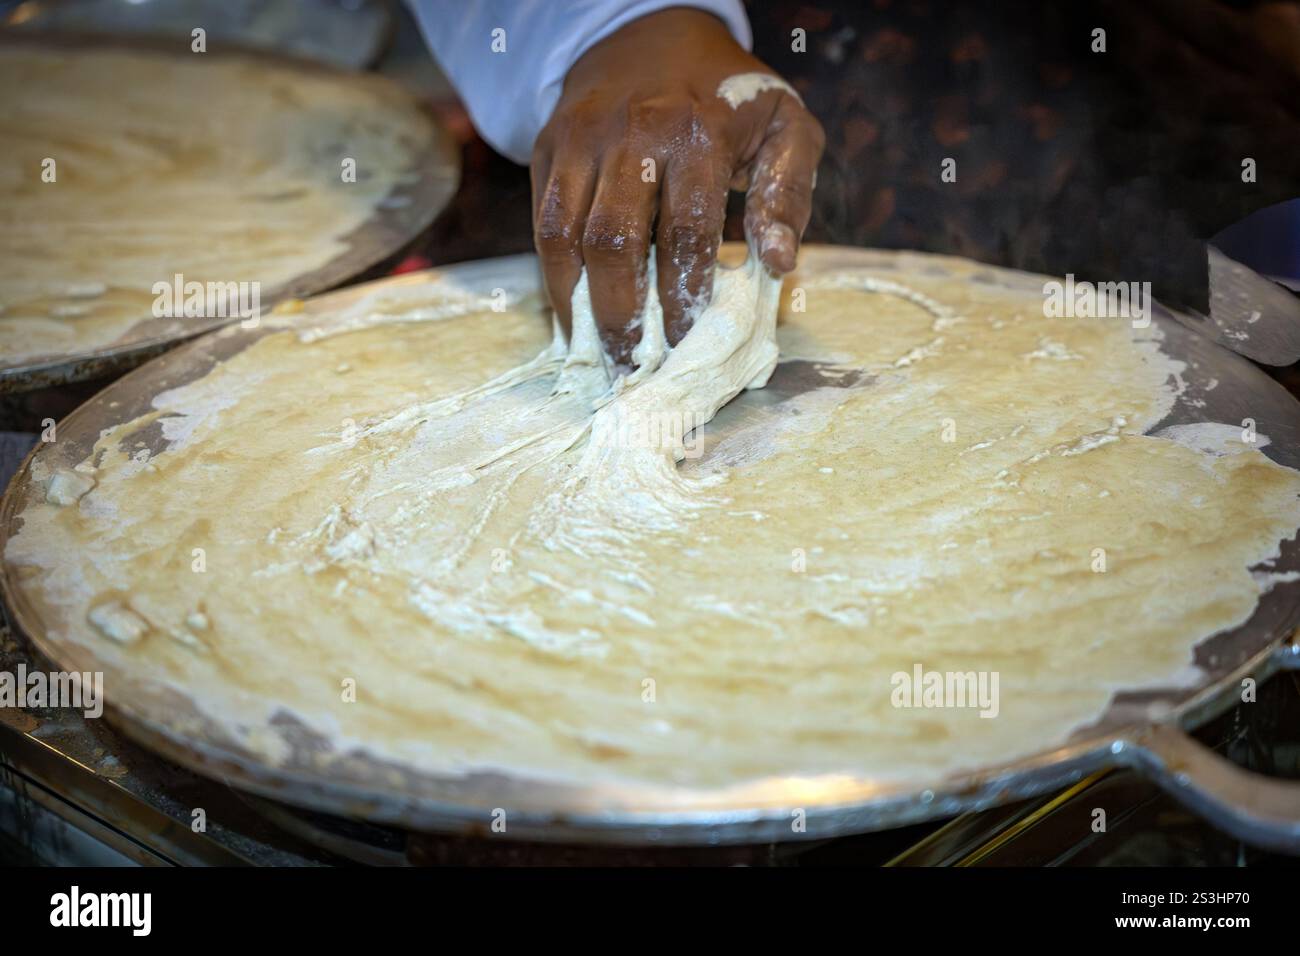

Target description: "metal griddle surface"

left=0, top=32, right=460, bottom=393
left=2, top=245, right=1299, bottom=845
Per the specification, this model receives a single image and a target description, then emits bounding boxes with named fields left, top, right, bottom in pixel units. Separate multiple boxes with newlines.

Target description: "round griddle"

left=0, top=32, right=459, bottom=393
left=4, top=0, right=394, bottom=70
left=3, top=245, right=1300, bottom=849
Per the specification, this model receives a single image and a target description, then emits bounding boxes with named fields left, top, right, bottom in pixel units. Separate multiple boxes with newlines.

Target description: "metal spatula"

left=1188, top=245, right=1300, bottom=367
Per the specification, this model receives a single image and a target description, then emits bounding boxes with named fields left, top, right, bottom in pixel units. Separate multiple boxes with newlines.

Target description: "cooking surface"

left=4, top=244, right=1300, bottom=845
left=0, top=35, right=458, bottom=391
left=5, top=0, right=393, bottom=70
left=3, top=611, right=1298, bottom=865
left=2, top=5, right=1298, bottom=864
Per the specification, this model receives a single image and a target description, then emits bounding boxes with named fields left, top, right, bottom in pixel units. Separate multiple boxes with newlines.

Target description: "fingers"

left=582, top=150, right=660, bottom=363
left=744, top=97, right=825, bottom=274
left=535, top=86, right=823, bottom=357
left=532, top=148, right=596, bottom=338
left=655, top=156, right=729, bottom=345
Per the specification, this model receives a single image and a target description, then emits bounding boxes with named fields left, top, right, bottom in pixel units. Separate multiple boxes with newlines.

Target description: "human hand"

left=531, top=7, right=824, bottom=363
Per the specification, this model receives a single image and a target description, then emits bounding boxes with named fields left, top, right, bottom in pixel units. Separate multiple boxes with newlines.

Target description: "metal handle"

left=1114, top=644, right=1300, bottom=853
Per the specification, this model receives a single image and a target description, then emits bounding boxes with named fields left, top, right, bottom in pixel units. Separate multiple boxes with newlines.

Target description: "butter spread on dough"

left=0, top=45, right=432, bottom=366
left=7, top=250, right=1300, bottom=792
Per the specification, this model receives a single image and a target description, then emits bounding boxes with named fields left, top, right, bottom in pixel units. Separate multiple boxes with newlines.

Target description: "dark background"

left=428, top=0, right=1300, bottom=320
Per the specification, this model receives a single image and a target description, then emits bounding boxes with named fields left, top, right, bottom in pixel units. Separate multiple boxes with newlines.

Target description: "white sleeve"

left=407, top=0, right=752, bottom=164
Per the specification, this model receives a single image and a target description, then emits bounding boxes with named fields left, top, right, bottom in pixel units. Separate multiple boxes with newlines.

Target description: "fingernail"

left=760, top=223, right=797, bottom=272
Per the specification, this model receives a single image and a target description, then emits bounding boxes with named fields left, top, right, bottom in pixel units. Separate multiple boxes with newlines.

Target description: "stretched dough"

left=556, top=248, right=781, bottom=536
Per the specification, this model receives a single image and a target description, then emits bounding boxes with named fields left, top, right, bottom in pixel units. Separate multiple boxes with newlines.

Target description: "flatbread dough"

left=8, top=248, right=1300, bottom=792
left=0, top=44, right=432, bottom=368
